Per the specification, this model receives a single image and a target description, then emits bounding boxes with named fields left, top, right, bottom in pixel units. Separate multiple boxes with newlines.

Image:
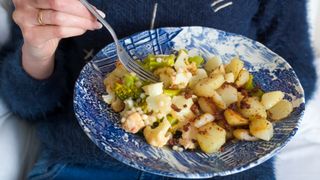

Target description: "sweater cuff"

left=0, top=42, right=67, bottom=120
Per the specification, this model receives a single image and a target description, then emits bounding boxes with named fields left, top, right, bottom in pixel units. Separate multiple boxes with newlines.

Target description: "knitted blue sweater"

left=0, top=0, right=316, bottom=179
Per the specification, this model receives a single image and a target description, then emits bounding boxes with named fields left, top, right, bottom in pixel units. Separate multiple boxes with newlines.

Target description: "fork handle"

left=79, top=0, right=121, bottom=49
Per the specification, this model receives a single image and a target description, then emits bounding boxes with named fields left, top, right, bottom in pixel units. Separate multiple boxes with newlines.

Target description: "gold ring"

left=37, top=9, right=44, bottom=25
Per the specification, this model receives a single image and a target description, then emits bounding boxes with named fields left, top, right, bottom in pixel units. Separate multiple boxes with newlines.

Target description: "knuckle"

left=54, top=27, right=64, bottom=38
left=12, top=0, right=22, bottom=7
left=12, top=11, right=21, bottom=24
left=49, top=0, right=64, bottom=10
left=51, top=12, right=63, bottom=24
left=23, top=28, right=34, bottom=42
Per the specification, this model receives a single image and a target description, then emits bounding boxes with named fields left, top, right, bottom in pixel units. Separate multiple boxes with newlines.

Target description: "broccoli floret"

left=123, top=74, right=138, bottom=87
left=142, top=54, right=176, bottom=71
left=113, top=74, right=142, bottom=100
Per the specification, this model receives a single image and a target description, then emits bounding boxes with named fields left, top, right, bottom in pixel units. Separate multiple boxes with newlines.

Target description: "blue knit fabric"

left=0, top=0, right=316, bottom=179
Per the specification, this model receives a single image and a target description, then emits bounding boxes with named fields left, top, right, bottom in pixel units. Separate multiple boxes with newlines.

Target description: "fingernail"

left=97, top=9, right=106, bottom=18
left=96, top=22, right=103, bottom=29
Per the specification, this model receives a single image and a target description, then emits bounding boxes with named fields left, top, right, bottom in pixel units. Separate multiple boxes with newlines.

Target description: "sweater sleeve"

left=256, top=0, right=316, bottom=102
left=0, top=21, right=68, bottom=121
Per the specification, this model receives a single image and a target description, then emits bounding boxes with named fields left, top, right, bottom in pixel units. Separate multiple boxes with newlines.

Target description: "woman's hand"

left=12, top=0, right=104, bottom=79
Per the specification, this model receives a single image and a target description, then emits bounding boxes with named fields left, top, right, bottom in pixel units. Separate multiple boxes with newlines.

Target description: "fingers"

left=41, top=10, right=102, bottom=30
left=11, top=0, right=107, bottom=51
left=13, top=9, right=102, bottom=30
left=22, top=26, right=86, bottom=47
left=29, top=0, right=105, bottom=20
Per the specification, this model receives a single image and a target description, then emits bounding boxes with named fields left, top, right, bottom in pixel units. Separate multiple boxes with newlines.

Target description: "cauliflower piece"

left=174, top=50, right=188, bottom=71
left=179, top=125, right=198, bottom=149
left=146, top=94, right=172, bottom=115
left=143, top=118, right=172, bottom=147
left=154, top=67, right=176, bottom=88
left=154, top=66, right=192, bottom=89
left=142, top=82, right=163, bottom=96
left=122, top=112, right=145, bottom=133
left=173, top=69, right=193, bottom=89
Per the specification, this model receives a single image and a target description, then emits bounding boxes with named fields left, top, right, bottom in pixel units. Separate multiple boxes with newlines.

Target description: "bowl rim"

left=73, top=26, right=305, bottom=178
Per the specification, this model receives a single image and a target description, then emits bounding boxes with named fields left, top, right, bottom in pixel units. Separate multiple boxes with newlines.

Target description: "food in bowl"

left=102, top=49, right=293, bottom=153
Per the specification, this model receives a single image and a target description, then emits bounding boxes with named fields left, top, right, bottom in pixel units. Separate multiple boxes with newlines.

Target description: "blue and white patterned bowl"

left=73, top=27, right=305, bottom=178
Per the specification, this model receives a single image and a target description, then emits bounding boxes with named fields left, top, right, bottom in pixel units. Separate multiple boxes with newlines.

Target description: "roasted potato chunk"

left=249, top=118, right=273, bottom=141
left=196, top=123, right=226, bottom=153
left=233, top=129, right=258, bottom=141
left=239, top=97, right=267, bottom=119
left=268, top=99, right=293, bottom=121
left=224, top=109, right=249, bottom=126
left=225, top=57, right=244, bottom=79
left=261, top=91, right=284, bottom=110
left=193, top=74, right=225, bottom=97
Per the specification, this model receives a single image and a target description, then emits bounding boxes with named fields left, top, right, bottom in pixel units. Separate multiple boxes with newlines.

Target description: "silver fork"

left=79, top=0, right=158, bottom=82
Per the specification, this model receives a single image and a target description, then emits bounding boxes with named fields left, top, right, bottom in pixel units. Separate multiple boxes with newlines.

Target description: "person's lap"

left=28, top=150, right=274, bottom=180
left=0, top=95, right=274, bottom=180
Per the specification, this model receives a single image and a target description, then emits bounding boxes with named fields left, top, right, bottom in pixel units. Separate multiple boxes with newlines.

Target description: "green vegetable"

left=243, top=74, right=264, bottom=99
left=142, top=54, right=176, bottom=71
left=251, top=88, right=264, bottom=99
left=114, top=74, right=142, bottom=100
left=123, top=74, right=138, bottom=87
left=167, top=115, right=178, bottom=126
left=135, top=97, right=148, bottom=113
left=179, top=49, right=188, bottom=54
left=163, top=89, right=181, bottom=96
left=188, top=56, right=204, bottom=67
left=244, top=74, right=254, bottom=91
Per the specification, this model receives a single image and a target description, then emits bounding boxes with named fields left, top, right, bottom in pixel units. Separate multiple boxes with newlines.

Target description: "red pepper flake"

left=171, top=104, right=181, bottom=112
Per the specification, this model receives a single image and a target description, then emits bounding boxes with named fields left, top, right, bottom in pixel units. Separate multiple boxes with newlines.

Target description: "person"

left=0, top=0, right=316, bottom=179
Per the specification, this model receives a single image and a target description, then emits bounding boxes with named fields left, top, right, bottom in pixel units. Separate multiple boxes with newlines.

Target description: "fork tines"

left=126, top=60, right=158, bottom=82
